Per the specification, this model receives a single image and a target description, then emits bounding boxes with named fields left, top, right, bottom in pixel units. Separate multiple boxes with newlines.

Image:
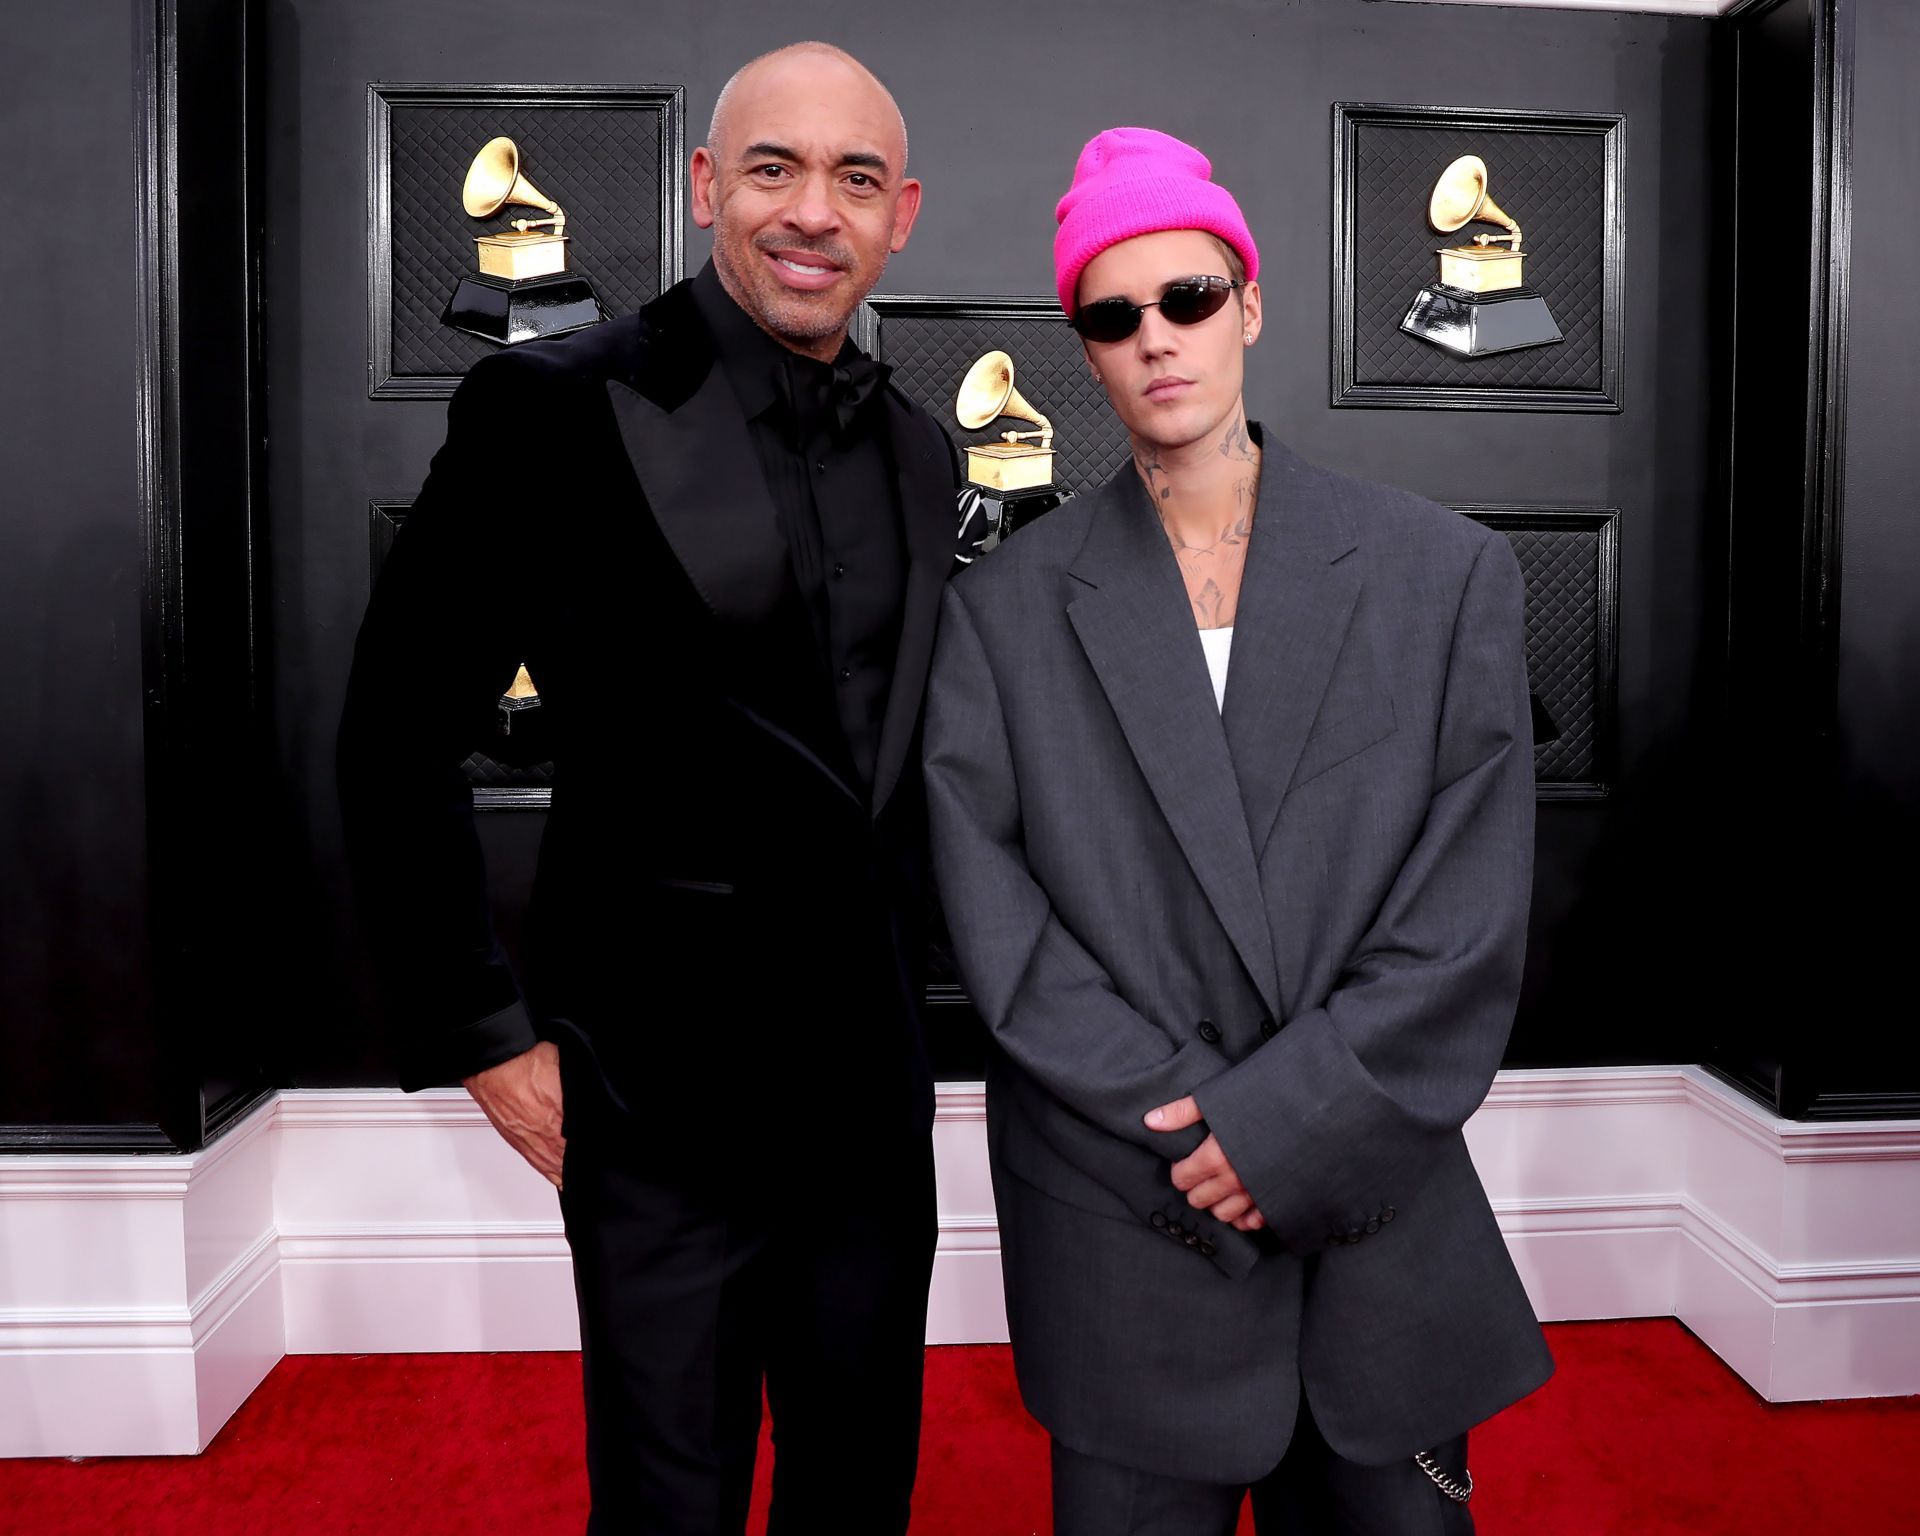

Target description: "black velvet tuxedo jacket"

left=923, top=436, right=1554, bottom=1480
left=337, top=280, right=959, bottom=1141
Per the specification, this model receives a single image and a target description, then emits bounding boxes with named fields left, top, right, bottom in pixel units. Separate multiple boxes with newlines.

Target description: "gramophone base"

left=442, top=272, right=606, bottom=347
left=1400, top=283, right=1563, bottom=358
left=490, top=691, right=550, bottom=768
left=958, top=482, right=1073, bottom=562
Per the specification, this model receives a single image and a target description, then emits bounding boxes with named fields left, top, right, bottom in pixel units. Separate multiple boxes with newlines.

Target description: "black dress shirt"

left=691, top=262, right=906, bottom=795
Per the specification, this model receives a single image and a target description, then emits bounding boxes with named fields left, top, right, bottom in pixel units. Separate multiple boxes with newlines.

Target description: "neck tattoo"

left=1133, top=409, right=1262, bottom=629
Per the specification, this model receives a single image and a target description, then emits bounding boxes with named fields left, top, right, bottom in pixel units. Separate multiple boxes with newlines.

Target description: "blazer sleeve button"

left=1365, top=1217, right=1381, bottom=1235
left=1183, top=1232, right=1201, bottom=1247
left=1381, top=1206, right=1396, bottom=1223
left=1198, top=1019, right=1222, bottom=1044
left=1199, top=1240, right=1217, bottom=1257
left=1150, top=1211, right=1168, bottom=1228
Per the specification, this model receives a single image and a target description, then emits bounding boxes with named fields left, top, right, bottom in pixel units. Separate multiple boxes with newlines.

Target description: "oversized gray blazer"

left=922, top=432, right=1554, bottom=1483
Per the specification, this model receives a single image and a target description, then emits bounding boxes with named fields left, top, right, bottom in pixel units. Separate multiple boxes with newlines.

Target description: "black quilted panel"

left=385, top=100, right=668, bottom=380
left=463, top=748, right=554, bottom=788
left=1510, top=527, right=1599, bottom=782
left=868, top=304, right=1131, bottom=496
left=1462, top=510, right=1616, bottom=789
left=1353, top=124, right=1606, bottom=391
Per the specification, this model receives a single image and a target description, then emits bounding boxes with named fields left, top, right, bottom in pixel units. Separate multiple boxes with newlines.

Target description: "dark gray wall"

left=266, top=0, right=1718, bottom=1085
left=1839, top=3, right=1919, bottom=802
left=0, top=6, right=163, bottom=1132
left=1828, top=0, right=1920, bottom=1100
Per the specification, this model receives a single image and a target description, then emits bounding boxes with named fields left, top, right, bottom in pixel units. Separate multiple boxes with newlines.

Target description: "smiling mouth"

left=763, top=249, right=846, bottom=284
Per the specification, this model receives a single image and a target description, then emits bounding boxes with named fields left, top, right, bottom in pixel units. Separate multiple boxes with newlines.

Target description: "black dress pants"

left=1051, top=1388, right=1474, bottom=1536
left=556, top=1052, right=936, bottom=1536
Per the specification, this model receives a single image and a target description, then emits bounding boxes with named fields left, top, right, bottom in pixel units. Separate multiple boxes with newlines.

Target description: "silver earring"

left=1091, top=370, right=1102, bottom=383
left=1243, top=331, right=1252, bottom=345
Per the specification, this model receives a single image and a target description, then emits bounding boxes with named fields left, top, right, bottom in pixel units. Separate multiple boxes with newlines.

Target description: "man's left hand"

left=1146, top=1096, right=1265, bottom=1231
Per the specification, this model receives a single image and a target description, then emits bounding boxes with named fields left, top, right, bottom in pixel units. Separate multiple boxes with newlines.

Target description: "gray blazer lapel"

left=870, top=396, right=955, bottom=820
left=1067, top=471, right=1280, bottom=1016
left=1220, top=439, right=1364, bottom=860
left=604, top=368, right=791, bottom=626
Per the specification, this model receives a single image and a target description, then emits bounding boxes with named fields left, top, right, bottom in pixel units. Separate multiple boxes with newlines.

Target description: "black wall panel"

left=19, top=0, right=1824, bottom=1132
left=0, top=6, right=165, bottom=1143
left=254, top=0, right=1717, bottom=1088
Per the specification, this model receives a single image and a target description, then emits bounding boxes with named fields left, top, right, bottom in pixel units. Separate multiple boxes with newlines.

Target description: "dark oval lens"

left=1075, top=299, right=1140, bottom=343
left=1160, top=279, right=1231, bottom=327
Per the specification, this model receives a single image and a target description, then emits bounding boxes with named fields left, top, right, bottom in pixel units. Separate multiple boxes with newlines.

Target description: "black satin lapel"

left=1067, top=474, right=1280, bottom=1015
left=605, top=369, right=791, bottom=625
left=1220, top=450, right=1363, bottom=860
left=870, top=399, right=956, bottom=819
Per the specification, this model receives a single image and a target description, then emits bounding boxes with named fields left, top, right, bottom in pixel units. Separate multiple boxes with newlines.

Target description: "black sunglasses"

left=1070, top=274, right=1245, bottom=344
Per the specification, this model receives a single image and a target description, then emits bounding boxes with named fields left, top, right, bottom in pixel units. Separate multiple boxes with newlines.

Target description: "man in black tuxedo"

left=337, top=43, right=957, bottom=1535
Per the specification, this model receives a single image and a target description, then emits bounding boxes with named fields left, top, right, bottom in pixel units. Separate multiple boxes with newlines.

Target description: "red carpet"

left=5, top=1321, right=1918, bottom=1533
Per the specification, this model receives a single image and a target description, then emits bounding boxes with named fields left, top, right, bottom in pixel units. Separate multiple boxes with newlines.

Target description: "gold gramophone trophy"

left=953, top=351, right=1073, bottom=560
left=488, top=662, right=549, bottom=767
left=1400, top=154, right=1563, bottom=357
left=442, top=136, right=606, bottom=346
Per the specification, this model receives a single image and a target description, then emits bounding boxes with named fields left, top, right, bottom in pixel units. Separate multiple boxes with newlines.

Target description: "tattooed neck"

left=1131, top=406, right=1262, bottom=549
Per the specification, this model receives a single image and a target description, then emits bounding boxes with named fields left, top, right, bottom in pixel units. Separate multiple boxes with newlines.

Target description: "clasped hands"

left=1146, top=1097, right=1265, bottom=1232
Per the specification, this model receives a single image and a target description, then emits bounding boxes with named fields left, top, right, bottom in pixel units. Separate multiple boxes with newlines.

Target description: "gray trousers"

left=1051, top=1392, right=1474, bottom=1536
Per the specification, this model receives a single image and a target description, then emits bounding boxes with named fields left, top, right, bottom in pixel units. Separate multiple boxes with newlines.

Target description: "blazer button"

left=1365, top=1217, right=1381, bottom=1235
left=1183, top=1232, right=1200, bottom=1247
left=1198, top=1019, right=1222, bottom=1044
left=1381, top=1206, right=1396, bottom=1223
left=1259, top=1017, right=1279, bottom=1039
left=1150, top=1212, right=1168, bottom=1229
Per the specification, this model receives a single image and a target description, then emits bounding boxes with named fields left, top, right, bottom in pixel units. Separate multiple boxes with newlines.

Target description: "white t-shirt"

left=1199, top=626, right=1234, bottom=711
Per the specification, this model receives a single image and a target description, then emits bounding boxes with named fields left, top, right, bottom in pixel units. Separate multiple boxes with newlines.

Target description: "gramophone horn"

left=956, top=350, right=1052, bottom=444
left=1428, top=154, right=1522, bottom=244
left=462, top=136, right=562, bottom=221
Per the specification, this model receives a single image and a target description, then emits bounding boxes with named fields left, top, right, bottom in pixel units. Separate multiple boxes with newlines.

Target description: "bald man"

left=338, top=43, right=958, bottom=1535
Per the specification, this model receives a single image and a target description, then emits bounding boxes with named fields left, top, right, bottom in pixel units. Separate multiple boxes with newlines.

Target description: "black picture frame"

left=1333, top=102, right=1626, bottom=413
left=856, top=294, right=1133, bottom=497
left=1457, top=505, right=1620, bottom=799
left=369, top=499, right=553, bottom=810
left=367, top=82, right=685, bottom=400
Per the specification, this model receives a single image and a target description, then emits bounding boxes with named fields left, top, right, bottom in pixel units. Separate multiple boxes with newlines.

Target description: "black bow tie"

left=780, top=352, right=890, bottom=440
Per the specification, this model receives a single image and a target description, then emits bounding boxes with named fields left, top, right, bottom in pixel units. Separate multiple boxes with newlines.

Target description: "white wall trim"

left=4, top=1065, right=1917, bottom=1456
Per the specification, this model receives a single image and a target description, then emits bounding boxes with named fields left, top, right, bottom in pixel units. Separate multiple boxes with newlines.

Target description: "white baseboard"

left=3, top=1066, right=1916, bottom=1457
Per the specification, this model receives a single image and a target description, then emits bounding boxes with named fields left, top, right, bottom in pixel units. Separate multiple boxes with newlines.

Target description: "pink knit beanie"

left=1053, top=127, right=1260, bottom=316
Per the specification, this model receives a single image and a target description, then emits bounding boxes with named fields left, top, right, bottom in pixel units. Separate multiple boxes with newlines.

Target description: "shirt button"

left=1260, top=1018, right=1279, bottom=1040
left=833, top=562, right=846, bottom=578
left=1197, top=1019, right=1222, bottom=1044
left=814, top=460, right=826, bottom=473
left=838, top=666, right=853, bottom=682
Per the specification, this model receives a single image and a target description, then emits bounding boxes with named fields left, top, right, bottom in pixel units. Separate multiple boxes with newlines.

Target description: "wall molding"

left=4, top=1066, right=1916, bottom=1457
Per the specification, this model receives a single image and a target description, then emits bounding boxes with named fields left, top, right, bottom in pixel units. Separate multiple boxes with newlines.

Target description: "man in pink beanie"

left=925, top=126, right=1551, bottom=1534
